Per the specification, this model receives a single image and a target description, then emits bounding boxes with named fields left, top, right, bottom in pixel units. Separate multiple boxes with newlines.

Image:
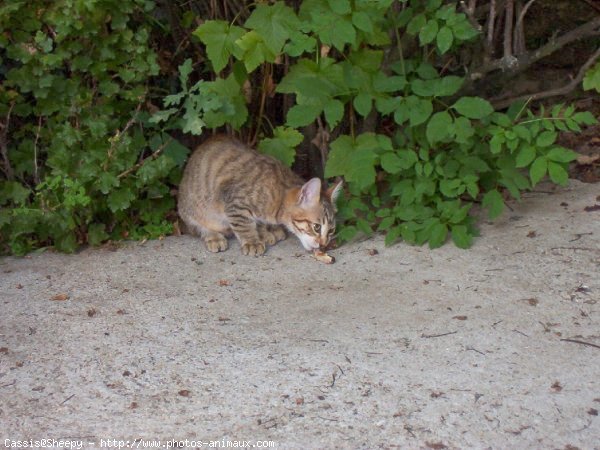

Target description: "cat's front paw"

left=204, top=235, right=228, bottom=252
left=241, top=241, right=266, bottom=256
left=260, top=226, right=287, bottom=246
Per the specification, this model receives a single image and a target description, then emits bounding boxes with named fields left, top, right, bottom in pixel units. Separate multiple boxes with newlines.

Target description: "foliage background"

left=1, top=0, right=599, bottom=255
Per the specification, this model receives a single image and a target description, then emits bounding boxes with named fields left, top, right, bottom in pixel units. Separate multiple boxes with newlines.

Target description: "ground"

left=0, top=179, right=599, bottom=449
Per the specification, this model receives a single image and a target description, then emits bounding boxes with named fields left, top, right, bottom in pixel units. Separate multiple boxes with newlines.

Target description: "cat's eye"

left=313, top=223, right=321, bottom=233
left=328, top=227, right=335, bottom=235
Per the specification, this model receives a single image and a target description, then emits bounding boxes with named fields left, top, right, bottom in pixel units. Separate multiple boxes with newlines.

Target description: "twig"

left=492, top=46, right=600, bottom=109
left=579, top=0, right=600, bottom=13
left=117, top=138, right=172, bottom=179
left=503, top=0, right=514, bottom=59
left=513, top=329, right=529, bottom=337
left=486, top=0, right=497, bottom=59
left=550, top=246, right=600, bottom=252
left=250, top=63, right=271, bottom=148
left=561, top=338, right=600, bottom=350
left=569, top=232, right=593, bottom=242
left=33, top=116, right=42, bottom=185
left=514, top=0, right=535, bottom=55
left=460, top=0, right=482, bottom=34
left=60, top=393, right=75, bottom=405
left=515, top=0, right=536, bottom=31
left=472, top=15, right=600, bottom=78
left=105, top=101, right=143, bottom=171
left=421, top=331, right=458, bottom=338
left=466, top=346, right=485, bottom=355
left=0, top=102, right=15, bottom=180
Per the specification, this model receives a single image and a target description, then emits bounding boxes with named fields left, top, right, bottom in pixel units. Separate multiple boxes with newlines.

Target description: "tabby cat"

left=178, top=135, right=342, bottom=256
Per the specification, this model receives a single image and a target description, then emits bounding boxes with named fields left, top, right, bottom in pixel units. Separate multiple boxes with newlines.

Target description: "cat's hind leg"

left=182, top=215, right=229, bottom=253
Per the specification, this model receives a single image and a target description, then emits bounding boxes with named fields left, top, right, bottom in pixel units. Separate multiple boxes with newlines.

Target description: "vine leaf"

left=452, top=97, right=494, bottom=119
left=245, top=2, right=300, bottom=54
left=193, top=21, right=244, bottom=73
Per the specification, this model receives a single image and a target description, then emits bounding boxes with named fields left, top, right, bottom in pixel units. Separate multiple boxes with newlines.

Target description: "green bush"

left=0, top=0, right=189, bottom=254
left=154, top=0, right=596, bottom=249
left=1, top=0, right=597, bottom=255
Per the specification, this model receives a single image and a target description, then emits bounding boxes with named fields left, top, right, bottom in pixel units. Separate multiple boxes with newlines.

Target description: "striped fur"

left=178, top=135, right=342, bottom=256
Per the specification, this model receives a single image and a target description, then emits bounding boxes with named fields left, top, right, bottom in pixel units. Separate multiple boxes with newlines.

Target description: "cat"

left=178, top=135, right=343, bottom=256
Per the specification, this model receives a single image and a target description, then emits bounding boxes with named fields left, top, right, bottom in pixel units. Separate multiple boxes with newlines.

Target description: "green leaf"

left=325, top=135, right=377, bottom=190
left=200, top=75, right=248, bottom=129
left=323, top=99, right=344, bottom=127
left=245, top=2, right=300, bottom=54
left=182, top=110, right=206, bottom=135
left=536, top=130, right=557, bottom=148
left=328, top=0, right=351, bottom=15
left=454, top=116, right=474, bottom=143
left=420, top=19, right=439, bottom=45
left=381, top=152, right=403, bottom=174
left=1, top=181, right=30, bottom=205
left=583, top=62, right=600, bottom=93
left=489, top=133, right=504, bottom=154
left=406, top=13, right=426, bottom=35
left=426, top=111, right=453, bottom=144
left=452, top=97, right=494, bottom=119
left=88, top=223, right=109, bottom=246
left=377, top=216, right=395, bottom=232
left=515, top=144, right=536, bottom=168
left=572, top=111, right=597, bottom=126
left=546, top=146, right=578, bottom=163
left=406, top=96, right=433, bottom=126
left=235, top=30, right=276, bottom=72
left=482, top=189, right=504, bottom=219
left=286, top=103, right=322, bottom=127
left=439, top=178, right=462, bottom=197
left=385, top=226, right=402, bottom=246
left=54, top=232, right=77, bottom=253
left=177, top=59, right=193, bottom=87
left=107, top=186, right=136, bottom=212
left=451, top=17, right=479, bottom=40
left=193, top=21, right=245, bottom=73
left=305, top=3, right=356, bottom=50
left=149, top=108, right=178, bottom=124
left=352, top=11, right=373, bottom=33
left=353, top=92, right=372, bottom=117
left=337, top=225, right=358, bottom=242
left=258, top=126, right=303, bottom=167
left=277, top=58, right=343, bottom=98
left=436, top=76, right=464, bottom=96
left=163, top=138, right=191, bottom=167
left=547, top=161, right=568, bottom=186
left=436, top=26, right=453, bottom=54
left=451, top=224, right=473, bottom=248
left=428, top=222, right=448, bottom=248
left=529, top=156, right=548, bottom=186
left=348, top=48, right=383, bottom=73
left=426, top=0, right=443, bottom=11
left=373, top=73, right=406, bottom=93
left=284, top=31, right=317, bottom=57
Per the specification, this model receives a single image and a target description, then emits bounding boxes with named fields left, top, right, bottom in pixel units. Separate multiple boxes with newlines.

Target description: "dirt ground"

left=1, top=179, right=599, bottom=450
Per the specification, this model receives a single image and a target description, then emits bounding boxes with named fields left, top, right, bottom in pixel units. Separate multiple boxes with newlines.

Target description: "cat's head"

left=284, top=178, right=343, bottom=251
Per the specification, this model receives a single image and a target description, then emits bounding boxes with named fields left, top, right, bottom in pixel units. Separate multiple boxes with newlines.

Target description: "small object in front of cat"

left=178, top=135, right=342, bottom=257
left=313, top=249, right=335, bottom=264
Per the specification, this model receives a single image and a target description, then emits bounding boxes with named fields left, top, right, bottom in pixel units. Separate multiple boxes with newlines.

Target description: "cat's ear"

left=298, top=178, right=321, bottom=206
left=326, top=180, right=344, bottom=208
